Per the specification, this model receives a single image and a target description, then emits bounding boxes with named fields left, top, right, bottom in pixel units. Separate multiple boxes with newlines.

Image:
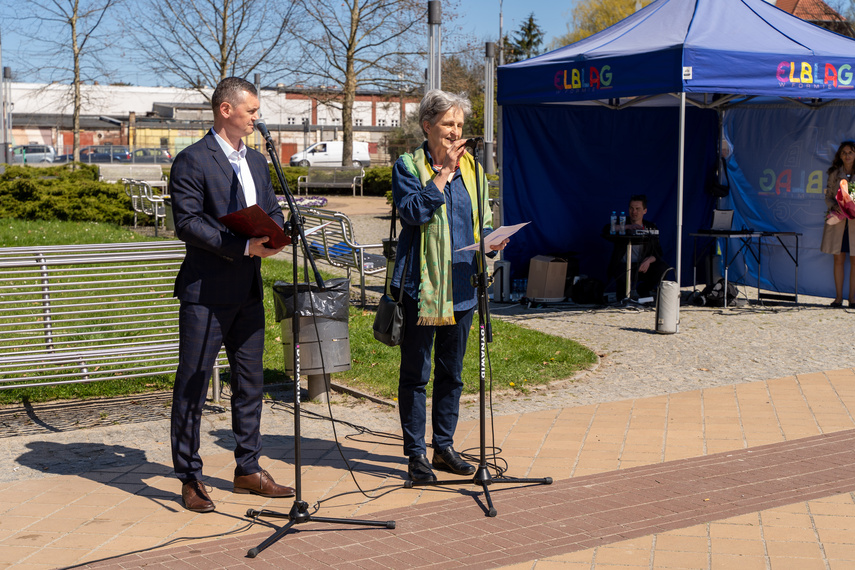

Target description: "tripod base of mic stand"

left=403, top=465, right=552, bottom=517
left=246, top=500, right=396, bottom=558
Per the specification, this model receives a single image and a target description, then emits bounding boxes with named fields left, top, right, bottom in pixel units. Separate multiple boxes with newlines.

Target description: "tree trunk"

left=71, top=4, right=81, bottom=165
left=341, top=0, right=360, bottom=167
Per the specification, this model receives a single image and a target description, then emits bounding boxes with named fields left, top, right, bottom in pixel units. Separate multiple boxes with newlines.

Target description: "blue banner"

left=501, top=105, right=718, bottom=288
left=722, top=104, right=855, bottom=298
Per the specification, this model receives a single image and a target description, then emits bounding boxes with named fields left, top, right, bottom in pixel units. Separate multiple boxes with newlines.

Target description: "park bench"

left=99, top=164, right=167, bottom=189
left=0, top=242, right=228, bottom=399
left=123, top=179, right=167, bottom=235
left=297, top=167, right=364, bottom=196
left=297, top=207, right=386, bottom=306
left=99, top=164, right=168, bottom=235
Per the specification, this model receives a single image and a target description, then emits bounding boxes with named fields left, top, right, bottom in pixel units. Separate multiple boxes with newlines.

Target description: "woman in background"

left=820, top=141, right=855, bottom=307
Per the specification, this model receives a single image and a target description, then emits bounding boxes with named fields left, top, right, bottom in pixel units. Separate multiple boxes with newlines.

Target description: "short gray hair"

left=418, top=89, right=472, bottom=137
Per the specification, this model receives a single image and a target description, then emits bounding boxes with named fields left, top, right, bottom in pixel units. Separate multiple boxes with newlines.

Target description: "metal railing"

left=0, top=242, right=227, bottom=395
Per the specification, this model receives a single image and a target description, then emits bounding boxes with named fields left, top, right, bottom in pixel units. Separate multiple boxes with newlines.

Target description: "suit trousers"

left=397, top=292, right=475, bottom=458
left=171, top=298, right=266, bottom=484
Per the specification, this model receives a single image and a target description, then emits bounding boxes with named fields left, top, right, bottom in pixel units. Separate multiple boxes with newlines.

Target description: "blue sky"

left=0, top=0, right=576, bottom=86
left=453, top=0, right=575, bottom=46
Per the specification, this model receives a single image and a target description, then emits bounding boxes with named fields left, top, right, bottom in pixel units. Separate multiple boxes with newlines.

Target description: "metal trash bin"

left=272, top=278, right=352, bottom=379
left=655, top=268, right=679, bottom=334
left=492, top=259, right=511, bottom=302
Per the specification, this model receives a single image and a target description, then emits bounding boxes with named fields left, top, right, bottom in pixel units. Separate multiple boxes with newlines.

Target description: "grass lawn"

left=0, top=219, right=597, bottom=404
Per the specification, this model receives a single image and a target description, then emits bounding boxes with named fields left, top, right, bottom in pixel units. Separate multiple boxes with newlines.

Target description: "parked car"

left=131, top=148, right=173, bottom=163
left=290, top=141, right=371, bottom=168
left=11, top=144, right=57, bottom=163
left=55, top=145, right=132, bottom=163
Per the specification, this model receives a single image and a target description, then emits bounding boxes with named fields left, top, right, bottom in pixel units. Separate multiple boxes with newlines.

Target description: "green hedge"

left=268, top=165, right=306, bottom=194
left=0, top=164, right=135, bottom=225
left=269, top=165, right=393, bottom=197
left=363, top=166, right=392, bottom=196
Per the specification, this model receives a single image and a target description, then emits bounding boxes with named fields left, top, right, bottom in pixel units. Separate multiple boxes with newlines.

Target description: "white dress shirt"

left=212, top=129, right=256, bottom=255
left=212, top=128, right=257, bottom=207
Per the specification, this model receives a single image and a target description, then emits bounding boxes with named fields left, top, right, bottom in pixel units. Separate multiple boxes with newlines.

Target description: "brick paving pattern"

left=72, top=429, right=855, bottom=569
left=4, top=198, right=855, bottom=568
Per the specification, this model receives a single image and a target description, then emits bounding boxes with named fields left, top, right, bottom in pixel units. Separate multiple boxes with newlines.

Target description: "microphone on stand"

left=254, top=120, right=273, bottom=142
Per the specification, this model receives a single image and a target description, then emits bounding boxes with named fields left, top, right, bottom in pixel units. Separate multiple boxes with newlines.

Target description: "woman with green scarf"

left=390, top=90, right=509, bottom=484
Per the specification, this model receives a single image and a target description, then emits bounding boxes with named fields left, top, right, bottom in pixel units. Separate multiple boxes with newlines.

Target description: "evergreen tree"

left=505, top=13, right=544, bottom=63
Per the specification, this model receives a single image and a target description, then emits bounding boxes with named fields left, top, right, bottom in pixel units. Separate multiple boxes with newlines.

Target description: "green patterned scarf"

left=400, top=144, right=487, bottom=325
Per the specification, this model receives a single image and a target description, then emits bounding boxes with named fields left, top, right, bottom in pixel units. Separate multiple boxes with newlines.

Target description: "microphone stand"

left=404, top=138, right=552, bottom=517
left=246, top=125, right=395, bottom=558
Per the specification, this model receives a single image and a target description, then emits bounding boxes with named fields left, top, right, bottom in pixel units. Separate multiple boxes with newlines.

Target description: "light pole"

left=3, top=67, right=12, bottom=164
left=0, top=31, right=5, bottom=164
left=427, top=0, right=441, bottom=91
left=498, top=0, right=504, bottom=67
left=497, top=0, right=504, bottom=210
left=484, top=42, right=496, bottom=175
left=0, top=30, right=8, bottom=164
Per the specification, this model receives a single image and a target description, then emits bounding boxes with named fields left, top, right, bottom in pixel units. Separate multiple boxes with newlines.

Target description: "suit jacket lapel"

left=205, top=131, right=247, bottom=211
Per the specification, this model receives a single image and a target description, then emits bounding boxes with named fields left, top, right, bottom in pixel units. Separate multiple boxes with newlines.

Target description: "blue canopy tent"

left=497, top=0, right=855, bottom=298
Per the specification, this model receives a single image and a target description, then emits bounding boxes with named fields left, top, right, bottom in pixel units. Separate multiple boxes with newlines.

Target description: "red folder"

left=219, top=204, right=291, bottom=249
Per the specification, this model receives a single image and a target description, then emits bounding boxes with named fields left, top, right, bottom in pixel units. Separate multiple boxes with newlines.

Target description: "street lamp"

left=484, top=42, right=496, bottom=175
left=427, top=0, right=441, bottom=91
left=1, top=66, right=10, bottom=164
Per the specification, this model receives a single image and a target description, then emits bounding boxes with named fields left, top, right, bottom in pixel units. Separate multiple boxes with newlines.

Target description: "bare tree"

left=291, top=0, right=426, bottom=166
left=17, top=0, right=122, bottom=162
left=124, top=0, right=297, bottom=95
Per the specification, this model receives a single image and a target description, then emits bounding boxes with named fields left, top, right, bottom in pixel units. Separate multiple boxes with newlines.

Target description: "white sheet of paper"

left=455, top=221, right=530, bottom=252
left=304, top=222, right=332, bottom=237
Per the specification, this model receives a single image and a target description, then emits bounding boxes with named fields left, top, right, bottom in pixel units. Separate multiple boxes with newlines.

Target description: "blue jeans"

left=397, top=292, right=475, bottom=458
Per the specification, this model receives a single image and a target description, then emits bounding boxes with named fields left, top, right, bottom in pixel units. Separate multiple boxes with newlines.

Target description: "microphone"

left=464, top=137, right=483, bottom=151
left=254, top=120, right=272, bottom=141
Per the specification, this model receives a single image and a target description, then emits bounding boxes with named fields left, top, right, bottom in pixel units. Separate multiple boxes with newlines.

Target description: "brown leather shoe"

left=181, top=480, right=215, bottom=513
left=233, top=469, right=295, bottom=498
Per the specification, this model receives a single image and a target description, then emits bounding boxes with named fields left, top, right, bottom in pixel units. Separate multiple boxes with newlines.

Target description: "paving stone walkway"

left=3, top=195, right=855, bottom=569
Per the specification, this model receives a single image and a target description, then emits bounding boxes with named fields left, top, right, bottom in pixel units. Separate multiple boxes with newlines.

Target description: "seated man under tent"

left=604, top=194, right=671, bottom=299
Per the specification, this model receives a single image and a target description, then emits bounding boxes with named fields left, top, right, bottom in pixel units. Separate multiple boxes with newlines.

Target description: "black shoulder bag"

left=373, top=203, right=409, bottom=347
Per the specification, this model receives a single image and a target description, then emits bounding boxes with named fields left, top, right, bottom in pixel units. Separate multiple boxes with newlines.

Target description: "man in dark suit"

left=169, top=76, right=294, bottom=513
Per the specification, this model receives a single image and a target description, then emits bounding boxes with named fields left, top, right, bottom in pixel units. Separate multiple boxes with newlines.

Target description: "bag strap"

left=389, top=199, right=410, bottom=305
left=395, top=237, right=410, bottom=304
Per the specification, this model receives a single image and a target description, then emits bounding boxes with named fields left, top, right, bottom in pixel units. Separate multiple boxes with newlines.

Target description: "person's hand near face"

left=424, top=107, right=466, bottom=193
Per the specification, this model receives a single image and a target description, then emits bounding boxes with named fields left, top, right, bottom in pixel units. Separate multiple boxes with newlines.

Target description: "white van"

left=290, top=141, right=371, bottom=168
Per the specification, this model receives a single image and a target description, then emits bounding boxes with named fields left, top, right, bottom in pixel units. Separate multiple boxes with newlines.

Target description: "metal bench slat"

left=0, top=241, right=228, bottom=392
left=1, top=330, right=179, bottom=352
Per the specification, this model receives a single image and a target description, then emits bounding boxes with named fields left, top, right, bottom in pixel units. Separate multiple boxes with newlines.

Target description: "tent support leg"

left=676, top=92, right=686, bottom=288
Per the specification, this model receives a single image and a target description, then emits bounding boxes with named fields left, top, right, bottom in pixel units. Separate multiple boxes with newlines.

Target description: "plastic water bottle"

left=610, top=211, right=617, bottom=235
left=619, top=211, right=626, bottom=235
